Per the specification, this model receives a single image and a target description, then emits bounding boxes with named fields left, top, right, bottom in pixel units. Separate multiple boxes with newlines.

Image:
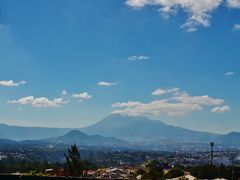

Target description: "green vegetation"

left=22, top=171, right=47, bottom=177
left=187, top=164, right=237, bottom=179
left=135, top=160, right=165, bottom=180
left=0, top=159, right=62, bottom=174
left=144, top=160, right=164, bottom=179
left=64, top=144, right=96, bottom=177
left=64, top=144, right=84, bottom=177
left=165, top=166, right=184, bottom=179
left=134, top=161, right=240, bottom=179
left=0, top=145, right=96, bottom=178
left=1, top=145, right=240, bottom=179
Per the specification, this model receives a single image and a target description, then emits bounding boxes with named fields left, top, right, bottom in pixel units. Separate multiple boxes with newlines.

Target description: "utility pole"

left=210, top=142, right=214, bottom=165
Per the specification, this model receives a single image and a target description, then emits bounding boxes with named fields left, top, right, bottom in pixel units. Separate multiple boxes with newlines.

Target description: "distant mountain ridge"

left=2, top=130, right=129, bottom=148
left=0, top=123, right=73, bottom=140
left=81, top=114, right=219, bottom=143
left=0, top=138, right=17, bottom=146
left=0, top=131, right=7, bottom=139
left=214, top=132, right=240, bottom=145
left=0, top=115, right=239, bottom=146
left=42, top=130, right=128, bottom=147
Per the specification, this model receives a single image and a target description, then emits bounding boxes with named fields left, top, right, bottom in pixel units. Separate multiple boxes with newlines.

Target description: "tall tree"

left=64, top=144, right=83, bottom=177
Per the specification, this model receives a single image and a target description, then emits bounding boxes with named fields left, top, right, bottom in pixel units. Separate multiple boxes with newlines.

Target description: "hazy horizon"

left=0, top=0, right=240, bottom=134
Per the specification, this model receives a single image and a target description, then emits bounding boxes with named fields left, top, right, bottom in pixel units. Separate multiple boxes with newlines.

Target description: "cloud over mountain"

left=112, top=88, right=227, bottom=117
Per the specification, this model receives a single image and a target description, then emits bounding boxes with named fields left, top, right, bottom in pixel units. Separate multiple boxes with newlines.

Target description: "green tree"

left=190, top=164, right=218, bottom=179
left=64, top=144, right=84, bottom=177
left=165, top=166, right=184, bottom=179
left=143, top=160, right=164, bottom=180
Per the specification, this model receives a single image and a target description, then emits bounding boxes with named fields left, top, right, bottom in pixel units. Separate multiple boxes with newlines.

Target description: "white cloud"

left=173, top=93, right=224, bottom=106
left=159, top=6, right=178, bottom=19
left=126, top=0, right=224, bottom=32
left=225, top=72, right=235, bottom=76
left=112, top=101, right=144, bottom=107
left=0, top=80, right=26, bottom=87
left=72, top=92, right=92, bottom=100
left=152, top=87, right=180, bottom=96
left=62, top=90, right=67, bottom=96
left=7, top=96, right=66, bottom=108
left=19, top=81, right=26, bottom=85
left=98, top=81, right=117, bottom=87
left=128, top=55, right=150, bottom=61
left=112, top=89, right=226, bottom=117
left=211, top=106, right=230, bottom=113
left=227, top=0, right=240, bottom=8
left=112, top=99, right=202, bottom=116
left=233, top=24, right=240, bottom=30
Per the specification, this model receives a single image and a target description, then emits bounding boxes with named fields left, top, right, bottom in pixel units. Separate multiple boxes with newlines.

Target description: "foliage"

left=142, top=160, right=164, bottom=180
left=176, top=177, right=189, bottom=180
left=0, top=145, right=96, bottom=177
left=165, top=166, right=184, bottom=179
left=0, top=159, right=63, bottom=174
left=64, top=144, right=84, bottom=177
left=22, top=170, right=47, bottom=176
left=187, top=164, right=240, bottom=179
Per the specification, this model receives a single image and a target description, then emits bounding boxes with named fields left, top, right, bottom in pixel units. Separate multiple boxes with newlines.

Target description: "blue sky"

left=0, top=0, right=240, bottom=134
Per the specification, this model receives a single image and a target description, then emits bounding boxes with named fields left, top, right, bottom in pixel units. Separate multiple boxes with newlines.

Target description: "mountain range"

left=19, top=130, right=128, bottom=148
left=0, top=114, right=240, bottom=148
left=82, top=115, right=218, bottom=143
left=0, top=123, right=72, bottom=140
